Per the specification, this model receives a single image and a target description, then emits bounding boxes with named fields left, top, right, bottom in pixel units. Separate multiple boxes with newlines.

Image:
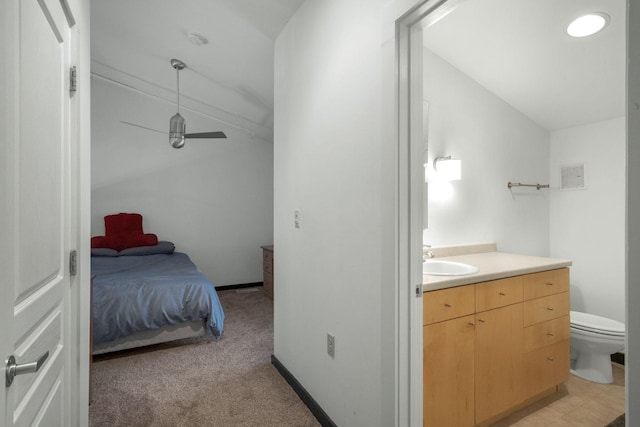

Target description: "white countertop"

left=422, top=251, right=572, bottom=292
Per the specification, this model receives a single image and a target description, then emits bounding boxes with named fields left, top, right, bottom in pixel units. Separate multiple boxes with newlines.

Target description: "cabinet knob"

left=444, top=303, right=451, bottom=308
left=468, top=322, right=475, bottom=327
left=547, top=332, right=555, bottom=337
left=546, top=282, right=553, bottom=286
left=499, top=292, right=506, bottom=296
left=477, top=319, right=485, bottom=323
left=546, top=307, right=554, bottom=311
left=546, top=356, right=555, bottom=362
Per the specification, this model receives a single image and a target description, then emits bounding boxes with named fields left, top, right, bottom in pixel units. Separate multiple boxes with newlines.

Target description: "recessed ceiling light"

left=567, top=13, right=610, bottom=38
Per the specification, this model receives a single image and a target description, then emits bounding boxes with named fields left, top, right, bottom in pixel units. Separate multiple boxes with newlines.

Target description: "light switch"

left=294, top=209, right=301, bottom=229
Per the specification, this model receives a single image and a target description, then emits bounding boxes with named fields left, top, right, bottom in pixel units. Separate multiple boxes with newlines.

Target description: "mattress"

left=91, top=252, right=224, bottom=346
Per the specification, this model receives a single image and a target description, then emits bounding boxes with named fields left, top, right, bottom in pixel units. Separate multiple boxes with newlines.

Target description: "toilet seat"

left=571, top=324, right=625, bottom=337
left=570, top=311, right=625, bottom=336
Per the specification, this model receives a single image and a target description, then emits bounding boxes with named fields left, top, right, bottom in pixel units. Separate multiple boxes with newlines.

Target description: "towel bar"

left=507, top=182, right=549, bottom=190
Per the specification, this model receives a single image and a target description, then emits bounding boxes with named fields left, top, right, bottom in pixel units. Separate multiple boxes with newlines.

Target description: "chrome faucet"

left=423, top=244, right=435, bottom=260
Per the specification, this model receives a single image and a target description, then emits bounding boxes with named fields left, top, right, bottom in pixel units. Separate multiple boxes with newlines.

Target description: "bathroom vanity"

left=422, top=247, right=572, bottom=427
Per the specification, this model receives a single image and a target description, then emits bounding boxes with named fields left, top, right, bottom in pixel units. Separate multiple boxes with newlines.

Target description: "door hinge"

left=69, top=66, right=77, bottom=93
left=416, top=284, right=422, bottom=298
left=69, top=250, right=77, bottom=276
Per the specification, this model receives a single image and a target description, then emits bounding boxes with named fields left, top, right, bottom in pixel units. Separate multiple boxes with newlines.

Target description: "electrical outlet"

left=327, top=332, right=335, bottom=358
left=294, top=209, right=301, bottom=229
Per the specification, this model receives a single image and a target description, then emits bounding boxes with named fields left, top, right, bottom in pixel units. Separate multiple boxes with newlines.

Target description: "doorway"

left=398, top=0, right=632, bottom=425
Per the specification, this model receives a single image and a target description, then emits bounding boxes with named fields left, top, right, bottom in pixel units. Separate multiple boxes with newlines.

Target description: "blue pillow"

left=91, top=248, right=119, bottom=257
left=118, top=241, right=176, bottom=256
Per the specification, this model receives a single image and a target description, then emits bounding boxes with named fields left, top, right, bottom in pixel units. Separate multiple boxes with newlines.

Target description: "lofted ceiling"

left=91, top=0, right=305, bottom=142
left=92, top=0, right=625, bottom=140
left=423, top=0, right=625, bottom=131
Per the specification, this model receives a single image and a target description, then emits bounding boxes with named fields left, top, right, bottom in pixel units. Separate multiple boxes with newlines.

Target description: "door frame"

left=627, top=2, right=640, bottom=424
left=399, top=2, right=639, bottom=426
left=395, top=1, right=468, bottom=425
left=72, top=0, right=92, bottom=421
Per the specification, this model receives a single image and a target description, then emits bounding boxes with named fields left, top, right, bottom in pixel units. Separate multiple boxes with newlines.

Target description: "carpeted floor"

left=89, top=288, right=320, bottom=427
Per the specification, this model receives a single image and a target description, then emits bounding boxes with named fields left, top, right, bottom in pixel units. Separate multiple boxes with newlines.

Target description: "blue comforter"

left=91, top=253, right=224, bottom=345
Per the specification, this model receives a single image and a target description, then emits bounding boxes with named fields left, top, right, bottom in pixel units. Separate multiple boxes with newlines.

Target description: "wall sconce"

left=433, top=156, right=462, bottom=181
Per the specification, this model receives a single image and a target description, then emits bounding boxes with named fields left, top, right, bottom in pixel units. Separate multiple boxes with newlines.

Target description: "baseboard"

left=611, top=352, right=625, bottom=366
left=215, top=282, right=263, bottom=291
left=271, top=355, right=337, bottom=427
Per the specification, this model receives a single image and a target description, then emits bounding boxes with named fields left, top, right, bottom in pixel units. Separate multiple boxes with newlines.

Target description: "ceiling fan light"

left=170, top=136, right=185, bottom=149
left=567, top=13, right=609, bottom=38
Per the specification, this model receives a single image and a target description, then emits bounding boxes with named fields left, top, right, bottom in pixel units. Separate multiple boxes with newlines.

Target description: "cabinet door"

left=475, top=303, right=524, bottom=424
left=423, top=315, right=475, bottom=427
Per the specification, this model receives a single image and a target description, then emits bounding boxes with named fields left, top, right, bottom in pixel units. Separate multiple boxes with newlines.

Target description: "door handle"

left=5, top=351, right=49, bottom=387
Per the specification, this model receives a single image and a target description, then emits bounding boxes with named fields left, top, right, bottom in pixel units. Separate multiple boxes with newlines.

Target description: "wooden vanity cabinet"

left=423, top=268, right=570, bottom=427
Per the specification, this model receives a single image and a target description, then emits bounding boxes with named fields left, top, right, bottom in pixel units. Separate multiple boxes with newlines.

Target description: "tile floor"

left=491, top=363, right=625, bottom=427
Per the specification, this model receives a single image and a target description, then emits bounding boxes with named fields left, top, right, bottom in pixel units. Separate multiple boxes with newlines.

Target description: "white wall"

left=549, top=117, right=626, bottom=322
left=422, top=46, right=627, bottom=323
left=273, top=0, right=415, bottom=425
left=91, top=77, right=273, bottom=286
left=273, top=1, right=639, bottom=425
left=422, top=48, right=551, bottom=256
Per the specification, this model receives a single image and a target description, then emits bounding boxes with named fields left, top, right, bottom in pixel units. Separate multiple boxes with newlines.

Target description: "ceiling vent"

left=560, top=163, right=587, bottom=190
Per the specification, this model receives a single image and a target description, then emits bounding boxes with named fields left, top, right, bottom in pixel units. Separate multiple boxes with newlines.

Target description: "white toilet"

left=570, top=310, right=625, bottom=384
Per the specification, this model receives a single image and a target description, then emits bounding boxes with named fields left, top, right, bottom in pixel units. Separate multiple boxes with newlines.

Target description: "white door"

left=1, top=0, right=79, bottom=425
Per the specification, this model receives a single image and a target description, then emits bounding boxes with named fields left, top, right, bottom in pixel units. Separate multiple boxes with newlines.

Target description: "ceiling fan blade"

left=184, top=131, right=227, bottom=139
left=120, top=121, right=167, bottom=135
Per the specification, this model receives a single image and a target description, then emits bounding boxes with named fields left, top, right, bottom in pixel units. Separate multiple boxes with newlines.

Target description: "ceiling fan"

left=121, top=58, right=227, bottom=149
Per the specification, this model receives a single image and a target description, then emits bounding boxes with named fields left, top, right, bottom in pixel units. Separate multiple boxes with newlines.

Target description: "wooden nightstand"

left=261, top=245, right=274, bottom=300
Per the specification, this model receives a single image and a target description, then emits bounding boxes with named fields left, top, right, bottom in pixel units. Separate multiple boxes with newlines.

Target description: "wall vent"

left=560, top=163, right=586, bottom=190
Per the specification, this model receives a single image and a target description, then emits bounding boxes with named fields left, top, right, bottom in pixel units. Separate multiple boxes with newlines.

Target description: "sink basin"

left=423, top=260, right=479, bottom=276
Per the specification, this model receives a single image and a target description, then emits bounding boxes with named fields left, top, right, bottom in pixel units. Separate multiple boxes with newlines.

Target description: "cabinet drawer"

left=263, top=259, right=273, bottom=274
left=523, top=316, right=570, bottom=352
left=263, top=272, right=273, bottom=299
left=523, top=269, right=569, bottom=300
left=424, top=285, right=475, bottom=325
left=523, top=340, right=570, bottom=397
left=475, top=276, right=523, bottom=312
left=523, top=292, right=570, bottom=326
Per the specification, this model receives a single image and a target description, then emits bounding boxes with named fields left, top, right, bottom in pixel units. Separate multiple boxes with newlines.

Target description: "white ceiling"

left=92, top=0, right=625, bottom=138
left=91, top=0, right=304, bottom=141
left=423, top=0, right=626, bottom=131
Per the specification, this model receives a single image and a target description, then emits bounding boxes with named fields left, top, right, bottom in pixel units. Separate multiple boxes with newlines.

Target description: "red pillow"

left=105, top=213, right=144, bottom=237
left=91, top=233, right=158, bottom=251
left=91, top=213, right=159, bottom=251
left=91, top=235, right=110, bottom=248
